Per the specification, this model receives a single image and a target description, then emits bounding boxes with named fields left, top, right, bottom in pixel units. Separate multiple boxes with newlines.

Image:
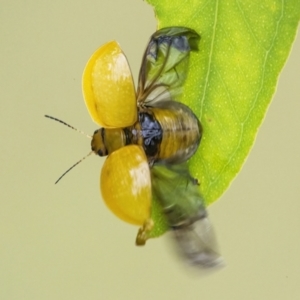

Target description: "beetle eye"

left=94, top=129, right=99, bottom=134
left=97, top=149, right=103, bottom=156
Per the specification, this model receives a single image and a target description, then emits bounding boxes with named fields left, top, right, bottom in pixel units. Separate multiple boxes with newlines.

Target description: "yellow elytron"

left=83, top=27, right=201, bottom=225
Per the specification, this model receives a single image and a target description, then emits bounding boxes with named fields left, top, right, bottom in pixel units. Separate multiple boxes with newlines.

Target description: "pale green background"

left=1, top=1, right=299, bottom=299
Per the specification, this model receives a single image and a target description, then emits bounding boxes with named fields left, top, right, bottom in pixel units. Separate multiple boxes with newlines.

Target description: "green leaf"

left=143, top=1, right=300, bottom=239
left=146, top=0, right=300, bottom=206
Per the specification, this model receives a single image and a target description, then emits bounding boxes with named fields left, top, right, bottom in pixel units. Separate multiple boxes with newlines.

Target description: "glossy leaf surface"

left=82, top=41, right=137, bottom=128
left=100, top=145, right=151, bottom=225
left=146, top=0, right=300, bottom=205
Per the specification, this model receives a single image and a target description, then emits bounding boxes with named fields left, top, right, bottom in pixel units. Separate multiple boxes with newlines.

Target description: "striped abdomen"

left=139, top=101, right=202, bottom=163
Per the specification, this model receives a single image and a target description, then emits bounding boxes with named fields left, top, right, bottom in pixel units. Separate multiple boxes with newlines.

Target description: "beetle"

left=47, top=27, right=222, bottom=268
left=83, top=27, right=202, bottom=225
left=84, top=27, right=222, bottom=267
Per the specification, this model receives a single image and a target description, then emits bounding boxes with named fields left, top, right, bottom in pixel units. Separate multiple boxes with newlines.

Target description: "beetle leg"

left=135, top=219, right=154, bottom=246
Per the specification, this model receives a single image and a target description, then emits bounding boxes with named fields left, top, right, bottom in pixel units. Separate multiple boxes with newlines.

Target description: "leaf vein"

left=199, top=0, right=219, bottom=119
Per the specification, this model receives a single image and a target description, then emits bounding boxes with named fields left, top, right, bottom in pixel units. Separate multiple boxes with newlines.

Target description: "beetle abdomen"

left=150, top=101, right=202, bottom=163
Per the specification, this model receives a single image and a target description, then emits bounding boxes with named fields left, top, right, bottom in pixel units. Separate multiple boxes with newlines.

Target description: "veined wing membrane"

left=150, top=163, right=223, bottom=267
left=136, top=27, right=200, bottom=106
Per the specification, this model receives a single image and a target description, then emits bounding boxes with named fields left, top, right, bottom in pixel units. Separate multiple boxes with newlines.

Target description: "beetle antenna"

left=55, top=151, right=94, bottom=184
left=45, top=115, right=92, bottom=139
